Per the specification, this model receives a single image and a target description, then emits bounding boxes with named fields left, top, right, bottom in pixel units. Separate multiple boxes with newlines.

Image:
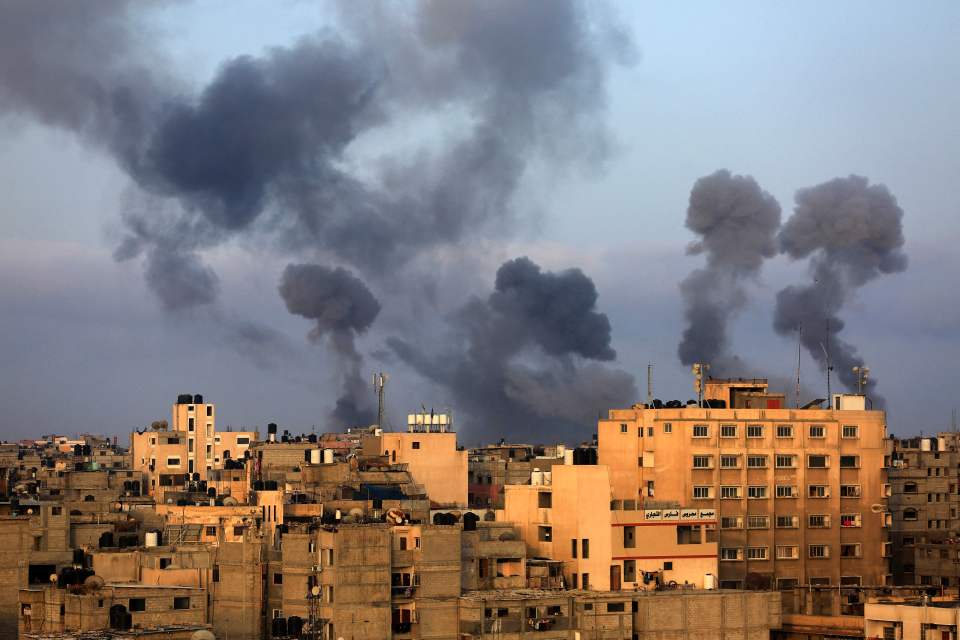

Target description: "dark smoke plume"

left=677, top=170, right=781, bottom=372
left=279, top=264, right=381, bottom=426
left=774, top=175, right=907, bottom=401
left=388, top=257, right=635, bottom=442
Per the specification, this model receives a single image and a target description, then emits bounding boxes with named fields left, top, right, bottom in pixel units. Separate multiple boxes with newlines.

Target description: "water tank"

left=145, top=531, right=159, bottom=548
left=177, top=394, right=193, bottom=404
left=193, top=394, right=203, bottom=404
left=323, top=449, right=334, bottom=464
left=309, top=449, right=322, bottom=464
left=704, top=573, right=716, bottom=590
left=939, top=437, right=946, bottom=452
left=531, top=469, right=543, bottom=485
left=921, top=439, right=932, bottom=452
left=543, top=471, right=552, bottom=485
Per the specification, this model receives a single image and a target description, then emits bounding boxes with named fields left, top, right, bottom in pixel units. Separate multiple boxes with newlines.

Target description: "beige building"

left=131, top=394, right=256, bottom=498
left=458, top=588, right=782, bottom=639
left=865, top=596, right=960, bottom=640
left=502, top=464, right=718, bottom=591
left=364, top=414, right=468, bottom=508
left=598, top=378, right=891, bottom=590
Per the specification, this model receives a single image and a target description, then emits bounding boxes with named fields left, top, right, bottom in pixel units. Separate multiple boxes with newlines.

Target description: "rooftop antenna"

left=647, top=363, right=653, bottom=406
left=820, top=319, right=833, bottom=407
left=372, top=372, right=388, bottom=430
left=796, top=324, right=802, bottom=409
left=692, top=363, right=709, bottom=407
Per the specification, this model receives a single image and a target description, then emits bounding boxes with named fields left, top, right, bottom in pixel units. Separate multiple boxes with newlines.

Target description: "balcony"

left=392, top=585, right=417, bottom=600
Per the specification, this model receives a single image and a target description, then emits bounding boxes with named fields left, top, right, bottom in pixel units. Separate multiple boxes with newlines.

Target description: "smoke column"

left=774, top=175, right=907, bottom=401
left=388, top=257, right=635, bottom=441
left=677, top=170, right=782, bottom=373
left=278, top=264, right=381, bottom=426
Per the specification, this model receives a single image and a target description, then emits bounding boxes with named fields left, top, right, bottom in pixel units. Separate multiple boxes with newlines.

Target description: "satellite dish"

left=222, top=496, right=238, bottom=506
left=191, top=631, right=216, bottom=640
left=26, top=508, right=34, bottom=515
left=311, top=586, right=321, bottom=597
left=84, top=575, right=105, bottom=590
left=871, top=504, right=885, bottom=513
left=49, top=574, right=58, bottom=583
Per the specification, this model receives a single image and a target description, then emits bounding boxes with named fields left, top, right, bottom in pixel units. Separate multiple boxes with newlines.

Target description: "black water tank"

left=288, top=616, right=304, bottom=636
left=193, top=394, right=203, bottom=404
left=267, top=423, right=278, bottom=435
left=271, top=617, right=288, bottom=637
left=177, top=394, right=193, bottom=404
left=73, top=445, right=83, bottom=457
left=207, top=487, right=216, bottom=497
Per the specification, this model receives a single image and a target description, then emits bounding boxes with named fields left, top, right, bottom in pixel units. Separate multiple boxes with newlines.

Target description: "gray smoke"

left=279, top=263, right=381, bottom=426
left=677, top=170, right=782, bottom=373
left=0, top=1, right=632, bottom=308
left=388, top=257, right=636, bottom=442
left=774, top=175, right=907, bottom=401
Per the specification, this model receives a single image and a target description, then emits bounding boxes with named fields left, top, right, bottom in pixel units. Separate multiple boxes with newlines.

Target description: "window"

left=776, top=515, right=798, bottom=528
left=720, top=454, right=739, bottom=469
left=840, top=513, right=862, bottom=528
left=808, top=485, right=829, bottom=498
left=399, top=537, right=408, bottom=550
left=213, top=566, right=220, bottom=582
left=720, top=425, right=737, bottom=438
left=839, top=455, right=859, bottom=468
left=663, top=423, right=672, bottom=433
left=647, top=427, right=653, bottom=437
left=693, top=425, right=709, bottom=438
left=273, top=573, right=283, bottom=585
left=620, top=423, right=628, bottom=433
left=808, top=514, right=830, bottom=528
left=538, top=526, right=552, bottom=542
left=840, top=485, right=861, bottom=498
left=776, top=425, right=794, bottom=438
left=188, top=438, right=194, bottom=453
left=720, top=516, right=743, bottom=529
left=720, top=547, right=743, bottom=561
left=903, top=508, right=918, bottom=521
left=692, top=455, right=713, bottom=469
left=776, top=545, right=799, bottom=560
left=720, top=486, right=741, bottom=499
left=647, top=480, right=655, bottom=497
left=748, top=486, right=768, bottom=499
left=412, top=442, right=420, bottom=450
left=747, top=547, right=768, bottom=560
left=159, top=558, right=172, bottom=569
left=747, top=455, right=767, bottom=469
left=581, top=539, right=589, bottom=559
left=173, top=597, right=190, bottom=610
left=206, top=406, right=213, bottom=416
left=663, top=561, right=673, bottom=570
left=623, top=526, right=635, bottom=548
left=747, top=425, right=764, bottom=438
left=809, top=425, right=825, bottom=438
left=188, top=417, right=194, bottom=431
left=582, top=574, right=589, bottom=589
left=51, top=506, right=62, bottom=516
left=236, top=437, right=249, bottom=445
left=809, top=544, right=830, bottom=559
left=842, top=425, right=859, bottom=438
left=807, top=455, right=828, bottom=468
left=775, top=455, right=795, bottom=468
left=748, top=515, right=769, bottom=529
left=903, top=482, right=918, bottom=493
left=538, top=492, right=552, bottom=508
left=607, top=602, right=625, bottom=613
left=840, top=544, right=861, bottom=559
left=776, top=485, right=797, bottom=498
left=129, top=598, right=146, bottom=612
left=166, top=457, right=181, bottom=467
left=693, top=486, right=712, bottom=499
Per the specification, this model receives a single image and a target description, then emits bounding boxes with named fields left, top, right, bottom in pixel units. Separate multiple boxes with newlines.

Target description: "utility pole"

left=646, top=363, right=653, bottom=406
left=796, top=324, right=802, bottom=408
left=372, top=372, right=388, bottom=430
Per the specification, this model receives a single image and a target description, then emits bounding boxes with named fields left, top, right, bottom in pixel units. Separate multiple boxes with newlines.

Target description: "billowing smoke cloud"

left=388, top=257, right=636, bottom=442
left=774, top=175, right=907, bottom=401
left=0, top=1, right=632, bottom=304
left=677, top=170, right=781, bottom=373
left=279, top=264, right=381, bottom=426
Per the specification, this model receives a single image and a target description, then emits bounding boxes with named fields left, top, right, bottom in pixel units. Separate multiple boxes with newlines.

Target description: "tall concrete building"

left=598, top=378, right=891, bottom=590
left=888, top=432, right=960, bottom=587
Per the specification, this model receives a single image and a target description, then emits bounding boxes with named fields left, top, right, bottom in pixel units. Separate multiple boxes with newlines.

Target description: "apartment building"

left=131, top=394, right=256, bottom=497
left=888, top=433, right=960, bottom=587
left=502, top=464, right=719, bottom=591
left=598, top=378, right=891, bottom=590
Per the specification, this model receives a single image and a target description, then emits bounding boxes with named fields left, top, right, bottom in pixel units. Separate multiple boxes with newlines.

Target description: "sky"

left=1, top=1, right=958, bottom=444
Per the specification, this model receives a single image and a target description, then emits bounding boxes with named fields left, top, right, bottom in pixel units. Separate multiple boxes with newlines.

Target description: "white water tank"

left=543, top=471, right=552, bottom=485
left=921, top=439, right=932, bottom=452
left=939, top=437, right=946, bottom=452
left=323, top=449, right=334, bottom=464
left=145, top=531, right=158, bottom=548
left=531, top=469, right=543, bottom=485
left=704, top=573, right=716, bottom=590
left=310, top=449, right=322, bottom=464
